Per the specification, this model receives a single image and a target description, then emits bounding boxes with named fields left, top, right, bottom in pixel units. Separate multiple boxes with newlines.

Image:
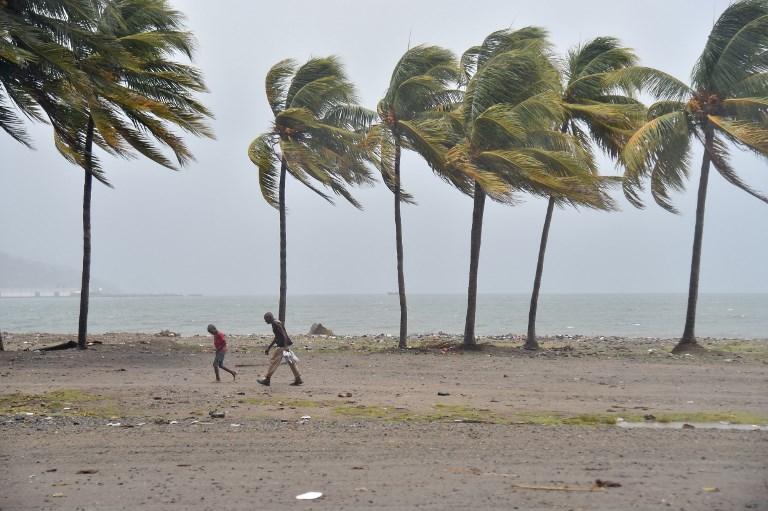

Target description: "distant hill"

left=0, top=252, right=117, bottom=291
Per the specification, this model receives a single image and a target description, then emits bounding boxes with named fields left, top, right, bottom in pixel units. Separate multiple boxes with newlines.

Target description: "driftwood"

left=39, top=340, right=78, bottom=351
left=510, top=483, right=603, bottom=492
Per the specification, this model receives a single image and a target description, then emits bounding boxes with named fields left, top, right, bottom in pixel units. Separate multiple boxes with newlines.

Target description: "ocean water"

left=1, top=293, right=765, bottom=339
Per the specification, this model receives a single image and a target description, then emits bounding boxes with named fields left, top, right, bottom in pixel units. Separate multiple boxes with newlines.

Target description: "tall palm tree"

left=622, top=0, right=768, bottom=353
left=249, top=56, right=374, bottom=324
left=524, top=37, right=646, bottom=350
left=367, top=45, right=460, bottom=349
left=439, top=28, right=605, bottom=347
left=52, top=0, right=213, bottom=348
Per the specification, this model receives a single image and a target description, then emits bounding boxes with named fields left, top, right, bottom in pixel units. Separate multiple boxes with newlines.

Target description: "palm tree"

left=249, top=56, right=374, bottom=324
left=51, top=0, right=213, bottom=348
left=622, top=0, right=768, bottom=353
left=524, top=37, right=646, bottom=350
left=439, top=28, right=605, bottom=347
left=366, top=45, right=460, bottom=349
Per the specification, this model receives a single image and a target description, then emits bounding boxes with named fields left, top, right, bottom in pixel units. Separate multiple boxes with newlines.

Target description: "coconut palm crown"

left=0, top=0, right=94, bottom=147
left=622, top=0, right=768, bottom=351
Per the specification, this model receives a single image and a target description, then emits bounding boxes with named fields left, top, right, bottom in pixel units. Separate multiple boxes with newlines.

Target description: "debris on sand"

left=593, top=479, right=621, bottom=488
left=209, top=411, right=225, bottom=419
left=39, top=340, right=78, bottom=351
left=155, top=330, right=180, bottom=337
left=296, top=491, right=323, bottom=500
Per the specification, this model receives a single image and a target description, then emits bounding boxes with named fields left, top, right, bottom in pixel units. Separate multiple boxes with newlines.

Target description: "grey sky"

left=1, top=0, right=766, bottom=295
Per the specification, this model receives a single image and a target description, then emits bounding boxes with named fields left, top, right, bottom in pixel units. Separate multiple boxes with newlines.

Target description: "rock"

left=643, top=414, right=656, bottom=421
left=308, top=323, right=334, bottom=336
left=682, top=423, right=696, bottom=429
left=594, top=479, right=621, bottom=488
left=209, top=411, right=225, bottom=419
left=437, top=391, right=450, bottom=396
left=155, top=330, right=179, bottom=337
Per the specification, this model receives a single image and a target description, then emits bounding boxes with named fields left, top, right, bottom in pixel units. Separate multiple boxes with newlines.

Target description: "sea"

left=0, top=293, right=766, bottom=339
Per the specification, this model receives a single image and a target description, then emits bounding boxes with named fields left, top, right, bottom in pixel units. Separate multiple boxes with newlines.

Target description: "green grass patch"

left=0, top=389, right=127, bottom=418
left=514, top=412, right=625, bottom=426
left=654, top=411, right=767, bottom=425
left=332, top=403, right=507, bottom=423
left=712, top=341, right=768, bottom=355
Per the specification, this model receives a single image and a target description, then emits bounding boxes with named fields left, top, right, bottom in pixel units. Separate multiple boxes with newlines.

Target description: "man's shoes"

left=289, top=379, right=303, bottom=386
left=257, top=378, right=271, bottom=386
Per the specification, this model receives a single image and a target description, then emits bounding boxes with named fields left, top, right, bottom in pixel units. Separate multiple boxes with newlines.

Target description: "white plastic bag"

left=282, top=349, right=299, bottom=365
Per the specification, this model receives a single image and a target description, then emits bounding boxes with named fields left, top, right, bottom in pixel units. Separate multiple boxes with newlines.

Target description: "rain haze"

left=1, top=0, right=766, bottom=296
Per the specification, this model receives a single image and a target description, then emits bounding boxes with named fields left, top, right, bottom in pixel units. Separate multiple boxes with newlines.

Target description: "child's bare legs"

left=220, top=364, right=237, bottom=380
left=213, top=351, right=236, bottom=381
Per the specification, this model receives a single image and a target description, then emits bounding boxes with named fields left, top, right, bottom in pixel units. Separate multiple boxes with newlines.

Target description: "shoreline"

left=2, top=331, right=767, bottom=357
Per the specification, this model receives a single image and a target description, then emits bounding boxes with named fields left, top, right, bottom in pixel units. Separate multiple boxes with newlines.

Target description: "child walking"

left=207, top=324, right=237, bottom=382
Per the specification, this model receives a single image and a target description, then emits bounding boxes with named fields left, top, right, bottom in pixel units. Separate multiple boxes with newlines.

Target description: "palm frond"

left=605, top=66, right=692, bottom=101
left=722, top=96, right=768, bottom=123
left=703, top=132, right=768, bottom=203
left=622, top=111, right=692, bottom=211
left=708, top=114, right=768, bottom=154
left=693, top=0, right=768, bottom=92
left=647, top=100, right=687, bottom=119
left=247, top=132, right=280, bottom=208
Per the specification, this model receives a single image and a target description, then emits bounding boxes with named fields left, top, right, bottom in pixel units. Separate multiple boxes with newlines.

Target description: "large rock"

left=308, top=323, right=334, bottom=336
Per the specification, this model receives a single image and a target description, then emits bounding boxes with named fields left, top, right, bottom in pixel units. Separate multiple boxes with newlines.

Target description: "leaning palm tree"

left=366, top=45, right=460, bottom=349
left=249, top=56, right=374, bottom=323
left=524, top=37, right=646, bottom=350
left=622, top=0, right=768, bottom=353
left=52, top=0, right=213, bottom=348
left=437, top=28, right=606, bottom=347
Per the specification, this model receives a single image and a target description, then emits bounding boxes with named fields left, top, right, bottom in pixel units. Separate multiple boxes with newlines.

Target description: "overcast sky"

left=1, top=0, right=766, bottom=295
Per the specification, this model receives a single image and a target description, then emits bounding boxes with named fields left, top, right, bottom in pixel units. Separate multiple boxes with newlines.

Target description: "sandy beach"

left=1, top=332, right=767, bottom=510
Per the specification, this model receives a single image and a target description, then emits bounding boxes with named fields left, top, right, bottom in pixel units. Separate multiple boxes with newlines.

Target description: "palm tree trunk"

left=0, top=330, right=4, bottom=351
left=463, top=183, right=486, bottom=347
left=393, top=135, right=408, bottom=349
left=278, top=157, right=288, bottom=324
left=525, top=196, right=555, bottom=350
left=675, top=129, right=713, bottom=353
left=77, top=115, right=95, bottom=350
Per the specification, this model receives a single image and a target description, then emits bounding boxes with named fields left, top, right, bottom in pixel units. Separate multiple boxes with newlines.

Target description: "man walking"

left=258, top=312, right=303, bottom=386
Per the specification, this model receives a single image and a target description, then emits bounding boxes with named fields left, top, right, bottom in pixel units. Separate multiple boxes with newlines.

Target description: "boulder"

left=308, top=323, right=334, bottom=336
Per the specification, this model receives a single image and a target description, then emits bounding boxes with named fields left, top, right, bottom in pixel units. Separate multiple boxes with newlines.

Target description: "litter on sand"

left=296, top=491, right=323, bottom=500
